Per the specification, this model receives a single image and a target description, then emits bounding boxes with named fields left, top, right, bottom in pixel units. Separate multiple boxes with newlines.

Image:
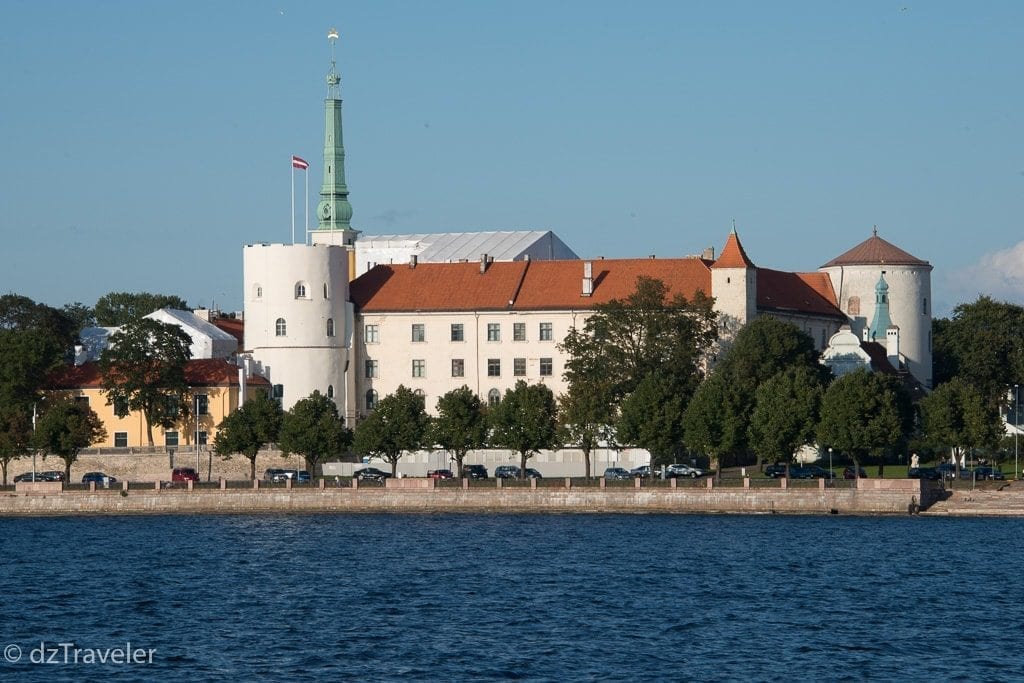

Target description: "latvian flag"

left=291, top=155, right=309, bottom=170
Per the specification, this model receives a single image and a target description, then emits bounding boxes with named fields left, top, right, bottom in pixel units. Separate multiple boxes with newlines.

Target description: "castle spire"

left=315, top=27, right=356, bottom=242
left=867, top=271, right=893, bottom=342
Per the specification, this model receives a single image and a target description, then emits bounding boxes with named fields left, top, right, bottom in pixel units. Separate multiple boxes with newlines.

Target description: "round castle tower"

left=820, top=229, right=932, bottom=388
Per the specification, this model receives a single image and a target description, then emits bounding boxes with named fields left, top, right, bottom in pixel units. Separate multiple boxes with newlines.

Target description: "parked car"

left=935, top=463, right=973, bottom=480
left=630, top=465, right=652, bottom=479
left=81, top=472, right=118, bottom=485
left=295, top=470, right=311, bottom=483
left=843, top=466, right=867, bottom=479
left=427, top=469, right=454, bottom=479
left=13, top=472, right=44, bottom=482
left=908, top=467, right=941, bottom=481
left=40, top=471, right=65, bottom=482
left=604, top=467, right=633, bottom=481
left=764, top=464, right=788, bottom=478
left=354, top=467, right=391, bottom=483
left=171, top=467, right=199, bottom=482
left=525, top=468, right=543, bottom=479
left=263, top=468, right=289, bottom=482
left=462, top=464, right=488, bottom=479
left=973, top=466, right=1005, bottom=481
left=667, top=463, right=704, bottom=478
left=790, top=466, right=834, bottom=480
left=495, top=465, right=521, bottom=479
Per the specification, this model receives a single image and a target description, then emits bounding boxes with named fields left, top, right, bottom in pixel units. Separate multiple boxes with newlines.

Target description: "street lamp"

left=1015, top=384, right=1019, bottom=480
left=828, top=447, right=833, bottom=486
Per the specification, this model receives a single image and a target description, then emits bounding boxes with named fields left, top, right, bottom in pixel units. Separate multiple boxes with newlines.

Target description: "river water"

left=1, top=513, right=1021, bottom=681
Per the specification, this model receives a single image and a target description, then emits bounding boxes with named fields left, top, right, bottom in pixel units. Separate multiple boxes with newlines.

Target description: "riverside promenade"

left=0, top=477, right=940, bottom=516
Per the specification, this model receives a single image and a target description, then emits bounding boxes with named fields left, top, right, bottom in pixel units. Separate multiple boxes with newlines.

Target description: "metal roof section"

left=356, top=230, right=579, bottom=263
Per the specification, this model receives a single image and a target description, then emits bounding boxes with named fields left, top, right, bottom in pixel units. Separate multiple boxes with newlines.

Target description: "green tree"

left=61, top=302, right=96, bottom=334
left=32, top=398, right=107, bottom=481
left=93, top=291, right=189, bottom=327
left=557, top=384, right=614, bottom=479
left=352, top=386, right=429, bottom=476
left=213, top=393, right=284, bottom=480
left=933, top=296, right=1024, bottom=405
left=99, top=318, right=193, bottom=446
left=430, top=386, right=487, bottom=478
left=683, top=372, right=745, bottom=477
left=748, top=366, right=826, bottom=469
left=920, top=378, right=1002, bottom=467
left=489, top=381, right=559, bottom=478
left=816, top=369, right=914, bottom=474
left=0, top=405, right=33, bottom=485
left=0, top=294, right=76, bottom=407
left=616, top=374, right=687, bottom=467
left=279, top=391, right=353, bottom=475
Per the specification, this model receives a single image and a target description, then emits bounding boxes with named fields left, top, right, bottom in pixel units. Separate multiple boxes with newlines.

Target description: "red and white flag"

left=291, top=155, right=309, bottom=170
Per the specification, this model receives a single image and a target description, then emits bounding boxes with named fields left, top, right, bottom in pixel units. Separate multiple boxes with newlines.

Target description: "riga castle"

left=243, top=32, right=933, bottom=426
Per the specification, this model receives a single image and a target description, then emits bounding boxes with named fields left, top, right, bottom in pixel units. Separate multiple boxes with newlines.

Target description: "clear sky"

left=2, top=1, right=1022, bottom=317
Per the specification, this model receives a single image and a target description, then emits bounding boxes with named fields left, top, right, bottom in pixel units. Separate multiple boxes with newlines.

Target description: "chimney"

left=886, top=326, right=900, bottom=368
left=409, top=254, right=417, bottom=268
left=702, top=247, right=715, bottom=260
left=480, top=253, right=489, bottom=274
left=582, top=261, right=593, bottom=297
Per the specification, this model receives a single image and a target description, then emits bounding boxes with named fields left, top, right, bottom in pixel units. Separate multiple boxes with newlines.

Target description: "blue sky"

left=2, top=1, right=1022, bottom=316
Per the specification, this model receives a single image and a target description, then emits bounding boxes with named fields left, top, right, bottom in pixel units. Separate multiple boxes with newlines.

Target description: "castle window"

left=452, top=359, right=464, bottom=377
left=254, top=284, right=263, bottom=299
left=366, top=390, right=378, bottom=410
left=324, top=283, right=329, bottom=299
left=848, top=297, right=860, bottom=316
left=923, top=298, right=928, bottom=315
left=451, top=324, right=464, bottom=342
left=412, top=359, right=425, bottom=378
left=114, top=432, right=128, bottom=448
left=539, top=322, right=553, bottom=341
left=327, top=385, right=334, bottom=399
left=326, top=318, right=335, bottom=337
left=514, top=358, right=526, bottom=376
left=487, top=324, right=501, bottom=342
left=488, top=359, right=501, bottom=377
left=295, top=283, right=308, bottom=299
left=275, top=318, right=287, bottom=336
left=488, top=389, right=501, bottom=407
left=540, top=358, right=553, bottom=376
left=513, top=323, right=526, bottom=342
left=411, top=324, right=425, bottom=342
left=365, top=360, right=378, bottom=378
left=165, top=431, right=179, bottom=447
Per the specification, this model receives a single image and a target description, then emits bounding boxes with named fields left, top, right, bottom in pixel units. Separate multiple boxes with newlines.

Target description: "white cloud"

left=942, top=241, right=1024, bottom=309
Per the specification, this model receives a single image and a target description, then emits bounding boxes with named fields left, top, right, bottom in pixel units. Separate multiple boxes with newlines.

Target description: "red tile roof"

left=821, top=234, right=930, bottom=268
left=45, top=360, right=268, bottom=390
left=756, top=269, right=845, bottom=318
left=211, top=317, right=244, bottom=346
left=351, top=258, right=715, bottom=313
left=713, top=231, right=755, bottom=269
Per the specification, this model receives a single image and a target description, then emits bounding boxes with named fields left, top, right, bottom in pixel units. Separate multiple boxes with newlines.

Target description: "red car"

left=426, top=469, right=454, bottom=479
left=171, top=467, right=199, bottom=482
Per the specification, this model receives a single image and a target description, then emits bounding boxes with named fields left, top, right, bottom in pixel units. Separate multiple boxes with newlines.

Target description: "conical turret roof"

left=712, top=229, right=755, bottom=268
left=821, top=231, right=929, bottom=268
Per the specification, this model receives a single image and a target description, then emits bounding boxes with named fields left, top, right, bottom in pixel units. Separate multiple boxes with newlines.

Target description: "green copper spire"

left=867, top=271, right=893, bottom=342
left=315, top=28, right=355, bottom=239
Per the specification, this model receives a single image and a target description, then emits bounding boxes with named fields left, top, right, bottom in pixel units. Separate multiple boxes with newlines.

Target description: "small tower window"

left=324, top=283, right=329, bottom=299
left=254, top=284, right=263, bottom=299
left=275, top=318, right=287, bottom=336
left=327, top=385, right=334, bottom=399
left=366, top=390, right=378, bottom=410
left=327, top=318, right=335, bottom=337
left=923, top=297, right=928, bottom=315
left=295, top=282, right=308, bottom=299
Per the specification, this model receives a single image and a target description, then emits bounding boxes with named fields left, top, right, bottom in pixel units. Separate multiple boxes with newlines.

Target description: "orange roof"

left=712, top=231, right=755, bottom=269
left=822, top=234, right=929, bottom=268
left=756, top=269, right=845, bottom=318
left=352, top=258, right=714, bottom=313
left=212, top=317, right=244, bottom=346
left=45, top=360, right=269, bottom=390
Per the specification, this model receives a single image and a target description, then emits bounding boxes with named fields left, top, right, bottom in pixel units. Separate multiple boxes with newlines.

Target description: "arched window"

left=327, top=385, right=334, bottom=399
left=295, top=282, right=308, bottom=299
left=275, top=318, right=286, bottom=336
left=326, top=318, right=335, bottom=337
left=254, top=284, right=263, bottom=299
left=323, top=283, right=329, bottom=299
left=366, top=389, right=378, bottom=410
left=488, top=388, right=501, bottom=407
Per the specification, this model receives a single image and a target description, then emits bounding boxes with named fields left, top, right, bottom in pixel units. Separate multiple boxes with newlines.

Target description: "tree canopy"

left=93, top=291, right=189, bottom=327
left=32, top=398, right=107, bottom=480
left=213, top=392, right=284, bottom=480
left=430, top=386, right=487, bottom=478
left=489, top=381, right=559, bottom=477
left=616, top=373, right=688, bottom=467
left=353, top=385, right=429, bottom=476
left=0, top=294, right=76, bottom=408
left=683, top=372, right=744, bottom=475
left=919, top=377, right=1002, bottom=461
left=0, top=405, right=33, bottom=486
left=748, top=365, right=826, bottom=465
left=279, top=391, right=353, bottom=475
left=557, top=384, right=613, bottom=479
left=99, top=318, right=193, bottom=446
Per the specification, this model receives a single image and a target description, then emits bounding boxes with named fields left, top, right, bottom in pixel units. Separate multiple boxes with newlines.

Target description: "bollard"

left=496, top=477, right=503, bottom=489
left=220, top=478, right=226, bottom=490
left=565, top=477, right=571, bottom=490
left=286, top=478, right=292, bottom=490
left=187, top=479, right=194, bottom=492
left=122, top=480, right=129, bottom=492
left=253, top=479, right=260, bottom=490
left=706, top=477, right=713, bottom=490
left=671, top=477, right=677, bottom=489
left=819, top=478, right=826, bottom=490
left=154, top=480, right=161, bottom=492
left=462, top=478, right=469, bottom=490
left=634, top=477, right=642, bottom=489
left=780, top=478, right=788, bottom=490
left=531, top=478, right=537, bottom=490
left=319, top=478, right=326, bottom=490
left=89, top=481, right=96, bottom=492
left=352, top=476, right=358, bottom=490
left=743, top=477, right=750, bottom=489
left=600, top=477, right=606, bottom=489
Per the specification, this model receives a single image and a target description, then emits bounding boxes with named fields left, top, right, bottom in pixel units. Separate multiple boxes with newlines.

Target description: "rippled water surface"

left=2, top=514, right=1023, bottom=681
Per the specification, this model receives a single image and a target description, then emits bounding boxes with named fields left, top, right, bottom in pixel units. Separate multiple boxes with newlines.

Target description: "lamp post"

left=828, top=447, right=833, bottom=485
left=1015, top=384, right=1019, bottom=479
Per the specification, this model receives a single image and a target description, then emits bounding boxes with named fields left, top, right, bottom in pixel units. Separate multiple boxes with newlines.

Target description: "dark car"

left=843, top=466, right=867, bottom=480
left=354, top=467, right=391, bottom=483
left=13, top=472, right=44, bottom=482
left=525, top=468, right=543, bottom=479
left=667, top=464, right=705, bottom=478
left=765, top=464, right=788, bottom=478
left=495, top=465, right=521, bottom=479
left=908, top=467, right=941, bottom=481
left=295, top=470, right=311, bottom=483
left=604, top=467, right=633, bottom=481
left=172, top=467, right=199, bottom=482
left=790, top=466, right=834, bottom=480
left=427, top=469, right=454, bottom=479
left=973, top=466, right=1005, bottom=481
left=462, top=464, right=488, bottom=479
left=40, top=471, right=66, bottom=482
left=630, top=465, right=652, bottom=479
left=263, top=468, right=289, bottom=482
left=81, top=472, right=118, bottom=485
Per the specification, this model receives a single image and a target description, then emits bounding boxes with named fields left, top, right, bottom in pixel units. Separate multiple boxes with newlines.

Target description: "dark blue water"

left=1, top=514, right=1022, bottom=681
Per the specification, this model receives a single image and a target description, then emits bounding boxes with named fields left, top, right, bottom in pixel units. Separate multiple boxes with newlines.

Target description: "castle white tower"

left=820, top=228, right=932, bottom=388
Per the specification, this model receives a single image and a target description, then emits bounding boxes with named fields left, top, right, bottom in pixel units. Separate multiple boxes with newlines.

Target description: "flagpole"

left=291, top=161, right=296, bottom=245
left=304, top=167, right=309, bottom=243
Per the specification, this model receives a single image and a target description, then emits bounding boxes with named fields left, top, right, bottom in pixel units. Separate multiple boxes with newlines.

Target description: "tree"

left=0, top=294, right=76, bottom=407
left=99, top=318, right=193, bottom=446
left=920, top=378, right=1002, bottom=468
left=279, top=391, right=353, bottom=475
left=816, top=369, right=914, bottom=474
left=711, top=316, right=831, bottom=458
left=489, top=381, right=559, bottom=478
left=213, top=393, right=284, bottom=480
left=0, top=405, right=32, bottom=485
left=616, top=374, right=687, bottom=467
left=430, top=386, right=487, bottom=478
left=748, top=366, right=826, bottom=468
left=557, top=384, right=614, bottom=479
left=32, top=398, right=107, bottom=481
left=683, top=372, right=745, bottom=477
left=933, top=296, right=1024, bottom=405
left=93, top=291, right=189, bottom=327
left=353, top=386, right=429, bottom=476
left=61, top=302, right=96, bottom=333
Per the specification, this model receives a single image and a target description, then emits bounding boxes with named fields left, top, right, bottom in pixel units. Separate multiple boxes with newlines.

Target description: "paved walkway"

left=923, top=480, right=1024, bottom=516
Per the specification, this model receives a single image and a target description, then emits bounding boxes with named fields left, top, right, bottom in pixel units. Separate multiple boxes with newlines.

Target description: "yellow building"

left=44, top=360, right=270, bottom=449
